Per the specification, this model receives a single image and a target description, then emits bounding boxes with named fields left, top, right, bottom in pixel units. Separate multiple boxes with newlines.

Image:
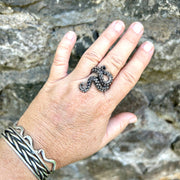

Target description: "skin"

left=0, top=20, right=154, bottom=179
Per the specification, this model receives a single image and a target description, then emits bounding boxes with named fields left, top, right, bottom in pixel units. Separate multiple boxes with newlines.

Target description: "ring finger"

left=99, top=22, right=144, bottom=78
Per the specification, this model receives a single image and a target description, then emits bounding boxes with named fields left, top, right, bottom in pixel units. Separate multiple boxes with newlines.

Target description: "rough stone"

left=1, top=0, right=40, bottom=7
left=0, top=0, right=180, bottom=179
left=0, top=2, right=14, bottom=14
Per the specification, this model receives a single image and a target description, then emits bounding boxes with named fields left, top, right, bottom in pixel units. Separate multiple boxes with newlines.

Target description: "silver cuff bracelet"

left=1, top=122, right=56, bottom=180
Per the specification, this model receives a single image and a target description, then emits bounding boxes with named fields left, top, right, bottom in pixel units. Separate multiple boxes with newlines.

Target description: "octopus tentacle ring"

left=79, top=65, right=113, bottom=93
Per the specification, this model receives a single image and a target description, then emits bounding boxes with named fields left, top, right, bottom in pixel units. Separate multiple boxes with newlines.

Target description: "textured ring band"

left=1, top=122, right=56, bottom=180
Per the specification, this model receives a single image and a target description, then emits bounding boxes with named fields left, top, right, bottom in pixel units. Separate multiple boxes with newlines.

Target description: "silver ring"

left=79, top=65, right=113, bottom=93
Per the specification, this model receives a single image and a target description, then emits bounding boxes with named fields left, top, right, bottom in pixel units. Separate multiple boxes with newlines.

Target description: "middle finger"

left=99, top=22, right=144, bottom=78
left=72, top=20, right=125, bottom=79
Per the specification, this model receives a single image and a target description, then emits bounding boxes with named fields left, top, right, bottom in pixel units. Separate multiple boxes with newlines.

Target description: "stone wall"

left=0, top=0, right=179, bottom=179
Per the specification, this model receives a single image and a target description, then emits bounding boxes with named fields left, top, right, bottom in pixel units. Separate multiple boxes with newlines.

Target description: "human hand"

left=18, top=20, right=154, bottom=169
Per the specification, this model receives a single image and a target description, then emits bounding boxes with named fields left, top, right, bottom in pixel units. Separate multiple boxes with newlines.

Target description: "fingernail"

left=113, top=21, right=124, bottom=32
left=143, top=41, right=154, bottom=52
left=66, top=31, right=75, bottom=40
left=132, top=22, right=143, bottom=34
left=129, top=116, right=137, bottom=124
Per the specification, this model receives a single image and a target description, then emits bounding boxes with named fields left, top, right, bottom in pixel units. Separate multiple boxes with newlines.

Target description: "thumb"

left=48, top=31, right=76, bottom=82
left=101, top=112, right=137, bottom=148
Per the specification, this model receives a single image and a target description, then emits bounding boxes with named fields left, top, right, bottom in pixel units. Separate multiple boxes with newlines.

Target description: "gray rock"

left=48, top=9, right=97, bottom=27
left=0, top=2, right=14, bottom=14
left=112, top=88, right=149, bottom=117
left=171, top=136, right=180, bottom=156
left=1, top=0, right=40, bottom=7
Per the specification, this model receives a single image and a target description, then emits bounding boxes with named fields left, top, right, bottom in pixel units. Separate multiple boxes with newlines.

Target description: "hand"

left=18, top=20, right=154, bottom=169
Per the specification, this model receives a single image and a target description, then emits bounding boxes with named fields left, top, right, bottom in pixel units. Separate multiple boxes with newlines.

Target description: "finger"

left=72, top=20, right=125, bottom=79
left=110, top=41, right=154, bottom=104
left=99, top=22, right=144, bottom=78
left=48, top=31, right=76, bottom=82
left=100, top=112, right=137, bottom=147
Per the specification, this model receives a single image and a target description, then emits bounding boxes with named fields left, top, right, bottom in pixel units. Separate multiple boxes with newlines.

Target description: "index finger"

left=72, top=20, right=125, bottom=79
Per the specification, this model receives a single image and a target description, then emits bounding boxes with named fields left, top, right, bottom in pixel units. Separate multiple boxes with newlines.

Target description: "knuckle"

left=123, top=35, right=137, bottom=46
left=83, top=50, right=101, bottom=64
left=121, top=70, right=137, bottom=86
left=53, top=55, right=66, bottom=66
left=102, top=32, right=114, bottom=42
left=58, top=43, right=69, bottom=52
left=109, top=53, right=124, bottom=70
left=136, top=50, right=148, bottom=60
left=54, top=43, right=70, bottom=66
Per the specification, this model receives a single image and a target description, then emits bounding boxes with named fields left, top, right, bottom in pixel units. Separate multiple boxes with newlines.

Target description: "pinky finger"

left=48, top=31, right=76, bottom=82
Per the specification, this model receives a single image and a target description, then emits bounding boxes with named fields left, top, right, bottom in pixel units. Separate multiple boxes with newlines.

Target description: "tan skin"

left=0, top=20, right=154, bottom=179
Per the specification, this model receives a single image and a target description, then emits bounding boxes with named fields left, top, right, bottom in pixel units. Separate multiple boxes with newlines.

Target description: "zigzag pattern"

left=2, top=127, right=50, bottom=180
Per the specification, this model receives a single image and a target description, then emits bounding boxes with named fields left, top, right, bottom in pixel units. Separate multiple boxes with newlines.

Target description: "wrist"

left=18, top=115, right=59, bottom=170
left=17, top=92, right=63, bottom=170
left=0, top=138, right=36, bottom=180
